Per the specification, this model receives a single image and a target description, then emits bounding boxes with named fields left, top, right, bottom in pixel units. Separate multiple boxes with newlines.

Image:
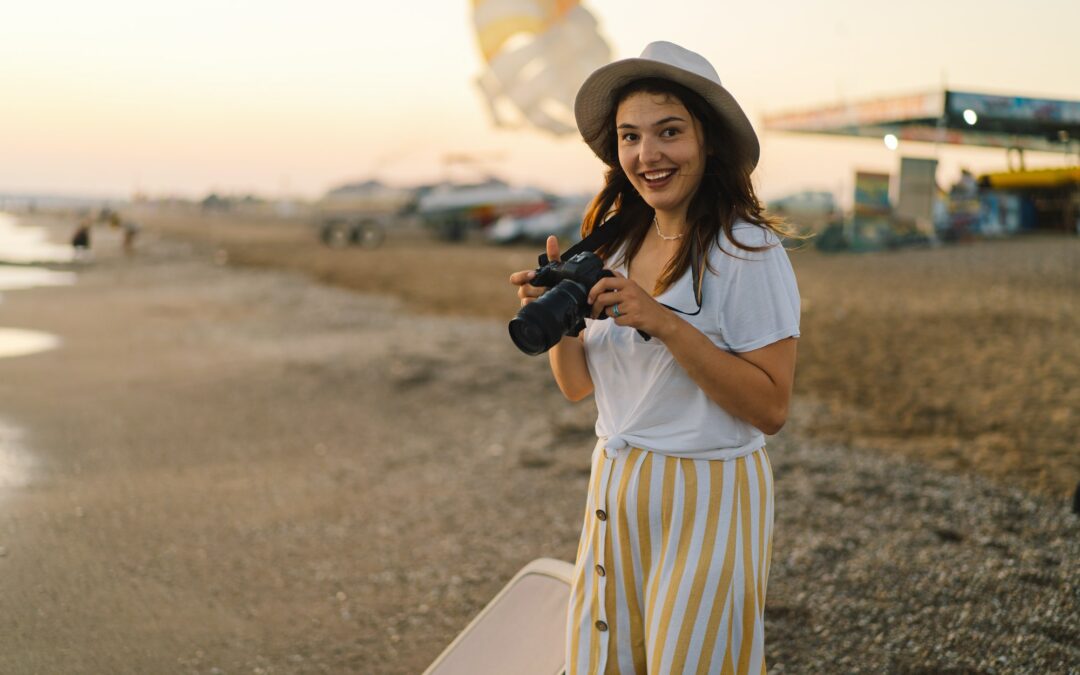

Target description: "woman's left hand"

left=588, top=272, right=679, bottom=341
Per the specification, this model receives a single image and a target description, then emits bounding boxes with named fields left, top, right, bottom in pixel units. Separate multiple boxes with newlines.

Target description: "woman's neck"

left=653, top=208, right=690, bottom=238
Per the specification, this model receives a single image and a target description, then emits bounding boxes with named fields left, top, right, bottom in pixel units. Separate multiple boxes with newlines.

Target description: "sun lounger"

left=423, top=557, right=574, bottom=675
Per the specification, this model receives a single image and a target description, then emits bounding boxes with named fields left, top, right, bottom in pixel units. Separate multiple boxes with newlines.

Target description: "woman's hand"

left=587, top=271, right=679, bottom=341
left=509, top=235, right=560, bottom=306
left=508, top=235, right=593, bottom=400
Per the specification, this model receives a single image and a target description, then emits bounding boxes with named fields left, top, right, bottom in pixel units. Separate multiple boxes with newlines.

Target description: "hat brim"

left=574, top=58, right=760, bottom=170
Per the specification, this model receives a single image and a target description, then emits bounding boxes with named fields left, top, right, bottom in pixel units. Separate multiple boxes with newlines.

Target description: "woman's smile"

left=640, top=168, right=677, bottom=188
left=616, top=91, right=706, bottom=221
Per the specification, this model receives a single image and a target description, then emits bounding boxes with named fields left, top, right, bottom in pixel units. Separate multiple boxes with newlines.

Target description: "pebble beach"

left=0, top=211, right=1075, bottom=673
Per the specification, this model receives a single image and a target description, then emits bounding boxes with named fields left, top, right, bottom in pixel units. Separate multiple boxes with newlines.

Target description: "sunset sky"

left=2, top=0, right=1078, bottom=204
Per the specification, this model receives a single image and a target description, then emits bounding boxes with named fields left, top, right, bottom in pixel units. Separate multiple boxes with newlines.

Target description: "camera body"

left=532, top=251, right=613, bottom=299
left=508, top=251, right=614, bottom=355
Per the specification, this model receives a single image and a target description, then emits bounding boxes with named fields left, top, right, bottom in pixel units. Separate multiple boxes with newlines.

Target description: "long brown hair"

left=580, top=78, right=796, bottom=295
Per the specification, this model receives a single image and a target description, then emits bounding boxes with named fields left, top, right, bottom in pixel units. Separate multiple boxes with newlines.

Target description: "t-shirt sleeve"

left=714, top=226, right=801, bottom=352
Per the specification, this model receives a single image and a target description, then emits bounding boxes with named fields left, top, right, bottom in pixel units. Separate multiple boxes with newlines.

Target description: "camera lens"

left=509, top=302, right=565, bottom=355
left=508, top=281, right=587, bottom=355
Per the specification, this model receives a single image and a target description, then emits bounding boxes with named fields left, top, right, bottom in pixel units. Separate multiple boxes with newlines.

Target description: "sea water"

left=0, top=418, right=33, bottom=490
left=0, top=213, right=73, bottom=358
left=0, top=328, right=61, bottom=359
left=0, top=211, right=73, bottom=264
left=0, top=213, right=71, bottom=494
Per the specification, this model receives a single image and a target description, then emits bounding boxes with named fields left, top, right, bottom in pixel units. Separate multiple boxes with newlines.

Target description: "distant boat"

left=416, top=179, right=551, bottom=241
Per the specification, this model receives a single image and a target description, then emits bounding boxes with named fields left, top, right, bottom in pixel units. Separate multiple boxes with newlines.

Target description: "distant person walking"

left=121, top=218, right=140, bottom=255
left=98, top=208, right=140, bottom=255
left=71, top=217, right=92, bottom=262
left=510, top=42, right=800, bottom=673
left=100, top=207, right=122, bottom=229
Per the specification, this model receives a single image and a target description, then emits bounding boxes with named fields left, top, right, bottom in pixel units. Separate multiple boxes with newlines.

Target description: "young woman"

left=510, top=41, right=800, bottom=674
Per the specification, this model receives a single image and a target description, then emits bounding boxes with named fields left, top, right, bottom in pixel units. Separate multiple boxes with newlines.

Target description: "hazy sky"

left=2, top=0, right=1078, bottom=203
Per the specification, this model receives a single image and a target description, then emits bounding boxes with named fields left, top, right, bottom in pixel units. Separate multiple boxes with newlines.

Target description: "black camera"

left=508, top=251, right=614, bottom=355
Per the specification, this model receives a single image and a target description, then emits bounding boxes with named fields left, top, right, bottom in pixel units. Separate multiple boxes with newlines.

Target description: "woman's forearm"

left=659, top=317, right=795, bottom=434
left=548, top=334, right=594, bottom=401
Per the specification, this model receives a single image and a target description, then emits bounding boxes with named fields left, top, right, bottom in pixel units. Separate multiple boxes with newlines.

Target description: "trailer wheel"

left=354, top=220, right=386, bottom=248
left=321, top=220, right=353, bottom=249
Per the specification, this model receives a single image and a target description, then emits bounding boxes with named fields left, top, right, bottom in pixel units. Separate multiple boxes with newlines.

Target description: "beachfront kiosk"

left=764, top=90, right=1080, bottom=242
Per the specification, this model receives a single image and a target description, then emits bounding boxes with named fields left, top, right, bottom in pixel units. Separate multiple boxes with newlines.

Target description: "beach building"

left=764, top=89, right=1080, bottom=241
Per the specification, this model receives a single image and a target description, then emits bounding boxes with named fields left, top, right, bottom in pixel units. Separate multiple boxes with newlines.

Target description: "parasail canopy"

left=472, top=0, right=611, bottom=136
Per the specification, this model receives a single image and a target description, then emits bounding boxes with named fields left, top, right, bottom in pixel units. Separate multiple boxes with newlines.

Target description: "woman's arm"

left=509, top=236, right=594, bottom=401
left=589, top=273, right=797, bottom=434
left=661, top=320, right=796, bottom=434
left=547, top=334, right=594, bottom=401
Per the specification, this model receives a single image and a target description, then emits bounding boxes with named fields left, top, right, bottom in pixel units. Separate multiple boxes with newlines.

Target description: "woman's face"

left=615, top=90, right=706, bottom=219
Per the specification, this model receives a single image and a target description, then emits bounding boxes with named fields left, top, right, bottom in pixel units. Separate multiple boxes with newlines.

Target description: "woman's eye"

left=661, top=127, right=679, bottom=138
left=621, top=132, right=638, bottom=142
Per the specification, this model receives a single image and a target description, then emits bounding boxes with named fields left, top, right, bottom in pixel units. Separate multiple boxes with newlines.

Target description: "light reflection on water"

left=0, top=328, right=61, bottom=358
left=0, top=419, right=33, bottom=489
left=0, top=213, right=66, bottom=491
left=0, top=267, right=69, bottom=358
left=0, top=266, right=76, bottom=293
left=0, top=213, right=74, bottom=358
left=0, top=212, right=72, bottom=264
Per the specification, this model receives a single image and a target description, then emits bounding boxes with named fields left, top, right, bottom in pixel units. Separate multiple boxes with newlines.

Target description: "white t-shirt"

left=583, top=221, right=801, bottom=460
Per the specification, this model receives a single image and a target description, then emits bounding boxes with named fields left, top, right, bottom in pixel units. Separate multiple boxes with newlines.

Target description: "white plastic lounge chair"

left=423, top=557, right=574, bottom=675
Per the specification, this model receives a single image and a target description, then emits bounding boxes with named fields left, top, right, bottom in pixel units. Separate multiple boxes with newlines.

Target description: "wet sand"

left=0, top=213, right=1076, bottom=673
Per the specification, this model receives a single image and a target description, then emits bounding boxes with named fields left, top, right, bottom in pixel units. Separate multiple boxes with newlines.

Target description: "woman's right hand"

left=510, top=234, right=592, bottom=399
left=508, top=235, right=560, bottom=307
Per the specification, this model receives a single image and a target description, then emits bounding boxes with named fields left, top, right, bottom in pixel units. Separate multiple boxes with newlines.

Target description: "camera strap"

left=537, top=212, right=626, bottom=266
left=539, top=211, right=704, bottom=310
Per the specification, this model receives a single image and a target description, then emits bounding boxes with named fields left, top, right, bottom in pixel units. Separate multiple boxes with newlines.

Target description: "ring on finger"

left=612, top=303, right=621, bottom=318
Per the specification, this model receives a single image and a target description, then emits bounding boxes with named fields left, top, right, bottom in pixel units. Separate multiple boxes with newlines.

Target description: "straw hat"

left=574, top=41, right=759, bottom=170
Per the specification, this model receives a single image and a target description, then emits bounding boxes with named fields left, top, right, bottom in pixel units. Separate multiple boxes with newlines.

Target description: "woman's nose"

left=639, top=135, right=662, bottom=164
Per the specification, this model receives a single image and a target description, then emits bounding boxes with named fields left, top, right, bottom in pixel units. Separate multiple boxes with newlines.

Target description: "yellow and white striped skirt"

left=566, top=443, right=774, bottom=674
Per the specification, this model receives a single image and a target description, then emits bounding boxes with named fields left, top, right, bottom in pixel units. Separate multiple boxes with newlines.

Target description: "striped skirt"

left=566, top=442, right=774, bottom=674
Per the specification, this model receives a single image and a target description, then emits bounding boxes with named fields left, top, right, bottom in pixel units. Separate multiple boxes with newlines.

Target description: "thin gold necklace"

left=653, top=216, right=684, bottom=241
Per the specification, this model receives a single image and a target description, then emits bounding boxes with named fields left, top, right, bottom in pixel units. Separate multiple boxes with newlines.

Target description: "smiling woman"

left=614, top=91, right=706, bottom=236
left=511, top=41, right=800, bottom=674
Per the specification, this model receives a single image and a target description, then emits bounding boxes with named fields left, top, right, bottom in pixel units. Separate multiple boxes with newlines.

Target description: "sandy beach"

left=0, top=212, right=1076, bottom=673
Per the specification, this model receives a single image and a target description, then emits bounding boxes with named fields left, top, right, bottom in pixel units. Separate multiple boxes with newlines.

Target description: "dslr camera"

left=509, top=251, right=613, bottom=355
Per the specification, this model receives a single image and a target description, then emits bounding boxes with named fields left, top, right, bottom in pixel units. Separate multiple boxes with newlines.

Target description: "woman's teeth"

left=644, top=170, right=675, bottom=181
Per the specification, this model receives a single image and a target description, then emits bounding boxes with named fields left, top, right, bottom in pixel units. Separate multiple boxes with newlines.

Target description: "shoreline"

left=0, top=211, right=75, bottom=266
